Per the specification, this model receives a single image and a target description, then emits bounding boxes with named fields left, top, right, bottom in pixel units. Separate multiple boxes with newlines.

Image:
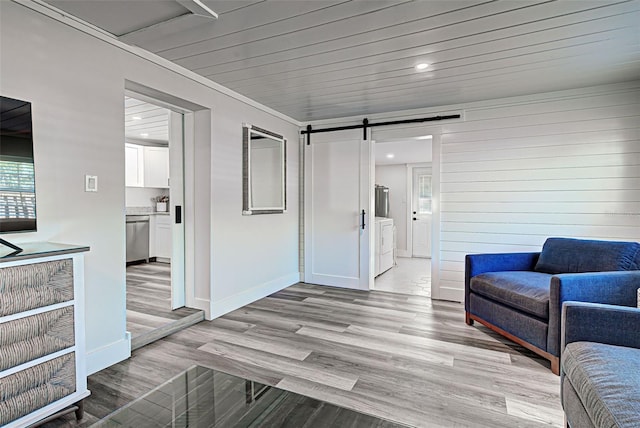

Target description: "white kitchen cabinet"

left=143, top=146, right=170, bottom=189
left=375, top=218, right=394, bottom=276
left=125, top=143, right=143, bottom=187
left=125, top=144, right=169, bottom=188
left=154, top=215, right=172, bottom=261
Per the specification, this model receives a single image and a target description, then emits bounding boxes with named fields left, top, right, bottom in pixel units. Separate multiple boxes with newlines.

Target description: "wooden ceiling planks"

left=42, top=0, right=640, bottom=121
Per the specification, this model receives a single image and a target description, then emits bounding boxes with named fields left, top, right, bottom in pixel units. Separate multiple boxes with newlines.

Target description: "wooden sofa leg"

left=465, top=312, right=474, bottom=326
left=550, top=356, right=560, bottom=376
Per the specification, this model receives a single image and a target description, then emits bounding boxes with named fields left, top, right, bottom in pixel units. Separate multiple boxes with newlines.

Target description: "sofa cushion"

left=562, top=376, right=596, bottom=428
left=562, top=341, right=640, bottom=428
left=535, top=237, right=640, bottom=274
left=469, top=293, right=549, bottom=351
left=470, top=271, right=551, bottom=319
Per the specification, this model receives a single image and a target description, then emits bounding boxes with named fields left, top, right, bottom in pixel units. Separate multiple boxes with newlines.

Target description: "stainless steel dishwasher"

left=126, top=215, right=149, bottom=263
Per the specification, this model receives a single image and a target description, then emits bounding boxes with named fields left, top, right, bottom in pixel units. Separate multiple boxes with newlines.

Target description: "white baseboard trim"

left=396, top=250, right=410, bottom=258
left=194, top=297, right=212, bottom=320
left=435, top=287, right=464, bottom=303
left=211, top=272, right=300, bottom=319
left=86, top=332, right=131, bottom=375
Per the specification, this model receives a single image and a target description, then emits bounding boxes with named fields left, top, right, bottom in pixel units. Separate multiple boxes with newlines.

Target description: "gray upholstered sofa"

left=465, top=237, right=640, bottom=374
left=562, top=302, right=640, bottom=427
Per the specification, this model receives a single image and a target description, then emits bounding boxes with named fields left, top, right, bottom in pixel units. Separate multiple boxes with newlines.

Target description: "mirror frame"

left=242, top=124, right=286, bottom=215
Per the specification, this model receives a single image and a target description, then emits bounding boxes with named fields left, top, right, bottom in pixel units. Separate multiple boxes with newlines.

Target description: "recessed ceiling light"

left=140, top=133, right=149, bottom=138
left=415, top=63, right=429, bottom=71
left=132, top=116, right=142, bottom=120
left=386, top=153, right=395, bottom=159
left=415, top=135, right=432, bottom=140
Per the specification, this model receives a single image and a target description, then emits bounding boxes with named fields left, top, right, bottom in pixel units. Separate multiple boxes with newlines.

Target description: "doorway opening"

left=372, top=135, right=432, bottom=297
left=124, top=95, right=202, bottom=349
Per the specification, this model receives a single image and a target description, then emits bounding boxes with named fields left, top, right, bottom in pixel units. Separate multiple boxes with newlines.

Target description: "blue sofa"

left=465, top=237, right=640, bottom=374
left=562, top=302, right=640, bottom=427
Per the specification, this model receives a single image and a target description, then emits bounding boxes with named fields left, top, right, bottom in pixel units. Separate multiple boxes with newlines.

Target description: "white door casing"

left=125, top=85, right=203, bottom=314
left=412, top=167, right=432, bottom=258
left=369, top=125, right=441, bottom=298
left=304, top=130, right=372, bottom=290
left=169, top=111, right=186, bottom=309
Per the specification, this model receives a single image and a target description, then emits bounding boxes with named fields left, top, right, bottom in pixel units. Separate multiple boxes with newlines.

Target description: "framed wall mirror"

left=243, top=124, right=286, bottom=215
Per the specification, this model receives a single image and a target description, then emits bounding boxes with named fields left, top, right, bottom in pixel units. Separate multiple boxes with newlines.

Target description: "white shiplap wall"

left=438, top=82, right=640, bottom=301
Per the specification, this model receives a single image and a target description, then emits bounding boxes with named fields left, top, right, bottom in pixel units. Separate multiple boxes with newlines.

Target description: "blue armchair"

left=465, top=238, right=640, bottom=374
left=562, top=302, right=640, bottom=427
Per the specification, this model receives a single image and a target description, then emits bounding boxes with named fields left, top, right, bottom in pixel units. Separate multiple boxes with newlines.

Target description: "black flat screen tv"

left=0, top=96, right=37, bottom=235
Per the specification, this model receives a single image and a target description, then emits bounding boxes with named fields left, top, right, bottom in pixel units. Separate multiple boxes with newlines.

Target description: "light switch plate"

left=85, top=175, right=98, bottom=192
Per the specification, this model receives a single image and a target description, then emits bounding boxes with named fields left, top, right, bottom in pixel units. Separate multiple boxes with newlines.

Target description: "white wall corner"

left=194, top=297, right=212, bottom=320
left=210, top=272, right=300, bottom=319
left=396, top=250, right=411, bottom=258
left=86, top=332, right=131, bottom=375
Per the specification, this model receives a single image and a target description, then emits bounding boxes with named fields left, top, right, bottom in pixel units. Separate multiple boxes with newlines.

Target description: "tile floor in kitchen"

left=374, top=256, right=431, bottom=296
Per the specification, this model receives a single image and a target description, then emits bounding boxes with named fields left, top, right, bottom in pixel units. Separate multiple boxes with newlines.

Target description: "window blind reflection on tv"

left=0, top=96, right=37, bottom=233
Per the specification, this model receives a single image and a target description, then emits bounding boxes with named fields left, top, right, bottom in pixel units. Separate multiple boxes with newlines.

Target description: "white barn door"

left=304, top=130, right=372, bottom=290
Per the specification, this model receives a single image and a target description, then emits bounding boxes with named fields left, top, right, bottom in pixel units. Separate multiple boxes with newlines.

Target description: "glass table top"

left=94, top=365, right=408, bottom=427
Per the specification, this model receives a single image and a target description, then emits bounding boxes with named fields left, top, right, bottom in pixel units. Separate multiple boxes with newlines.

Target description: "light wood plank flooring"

left=46, top=283, right=562, bottom=427
left=126, top=262, right=203, bottom=349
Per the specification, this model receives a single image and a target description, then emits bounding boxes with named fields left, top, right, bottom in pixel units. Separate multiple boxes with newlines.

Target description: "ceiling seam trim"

left=154, top=0, right=354, bottom=55
left=11, top=0, right=302, bottom=126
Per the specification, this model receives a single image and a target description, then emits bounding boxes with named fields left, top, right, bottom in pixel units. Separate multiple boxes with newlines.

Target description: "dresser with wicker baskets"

left=0, top=243, right=90, bottom=427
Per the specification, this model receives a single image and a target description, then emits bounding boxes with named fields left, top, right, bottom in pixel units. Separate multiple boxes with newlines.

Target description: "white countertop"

left=126, top=207, right=170, bottom=216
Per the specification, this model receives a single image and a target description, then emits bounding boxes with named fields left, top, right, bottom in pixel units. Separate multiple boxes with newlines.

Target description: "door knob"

left=413, top=217, right=417, bottom=221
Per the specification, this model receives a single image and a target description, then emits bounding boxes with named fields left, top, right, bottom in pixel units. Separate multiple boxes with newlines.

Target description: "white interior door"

left=305, top=131, right=372, bottom=290
left=412, top=167, right=432, bottom=258
left=169, top=111, right=186, bottom=309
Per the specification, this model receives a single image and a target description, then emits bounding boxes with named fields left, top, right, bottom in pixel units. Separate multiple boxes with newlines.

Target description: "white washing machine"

left=375, top=217, right=394, bottom=276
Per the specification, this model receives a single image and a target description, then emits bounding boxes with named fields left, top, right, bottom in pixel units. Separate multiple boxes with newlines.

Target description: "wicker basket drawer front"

left=0, top=259, right=74, bottom=317
left=0, top=352, right=76, bottom=425
left=0, top=307, right=75, bottom=371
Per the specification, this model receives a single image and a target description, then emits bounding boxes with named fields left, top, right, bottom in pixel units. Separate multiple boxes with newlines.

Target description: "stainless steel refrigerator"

left=375, top=185, right=390, bottom=218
